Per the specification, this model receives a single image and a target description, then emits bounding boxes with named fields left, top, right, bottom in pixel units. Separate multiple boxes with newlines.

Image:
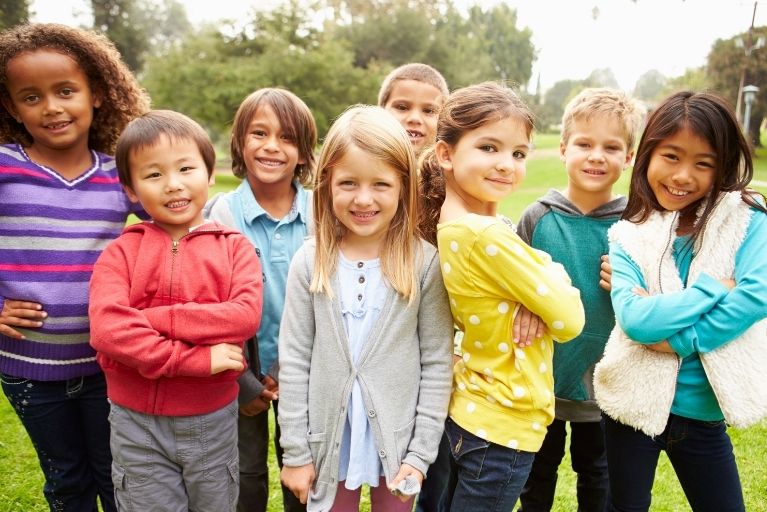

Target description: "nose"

left=264, top=134, right=280, bottom=151
left=354, top=186, right=373, bottom=206
left=496, top=152, right=517, bottom=175
left=671, top=164, right=694, bottom=185
left=42, top=95, right=63, bottom=115
left=165, top=172, right=184, bottom=192
left=405, top=109, right=423, bottom=126
left=588, top=147, right=605, bottom=162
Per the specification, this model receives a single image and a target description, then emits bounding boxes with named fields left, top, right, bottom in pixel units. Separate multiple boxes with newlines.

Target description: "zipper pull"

left=171, top=240, right=179, bottom=254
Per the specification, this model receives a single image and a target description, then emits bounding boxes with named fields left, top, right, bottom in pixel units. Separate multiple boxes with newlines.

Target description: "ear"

left=92, top=91, right=103, bottom=109
left=434, top=140, right=453, bottom=172
left=208, top=173, right=216, bottom=186
left=559, top=139, right=567, bottom=162
left=624, top=149, right=634, bottom=168
left=122, top=184, right=139, bottom=204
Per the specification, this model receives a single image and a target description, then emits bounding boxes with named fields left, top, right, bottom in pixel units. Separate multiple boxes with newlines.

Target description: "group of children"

left=1, top=21, right=765, bottom=512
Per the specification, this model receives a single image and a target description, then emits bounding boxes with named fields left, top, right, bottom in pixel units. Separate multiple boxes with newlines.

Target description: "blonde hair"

left=561, top=87, right=645, bottom=149
left=377, top=63, right=449, bottom=107
left=311, top=105, right=421, bottom=303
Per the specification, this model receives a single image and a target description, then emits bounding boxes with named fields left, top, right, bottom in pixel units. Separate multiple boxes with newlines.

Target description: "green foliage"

left=0, top=0, right=30, bottom=30
left=707, top=27, right=767, bottom=146
left=632, top=69, right=667, bottom=102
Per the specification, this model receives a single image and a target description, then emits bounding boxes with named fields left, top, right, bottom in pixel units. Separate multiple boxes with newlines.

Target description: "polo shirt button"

left=357, top=261, right=364, bottom=268
left=275, top=233, right=282, bottom=240
left=358, top=276, right=365, bottom=284
left=357, top=294, right=363, bottom=301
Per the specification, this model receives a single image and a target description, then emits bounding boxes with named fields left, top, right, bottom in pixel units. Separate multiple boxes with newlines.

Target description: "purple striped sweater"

left=0, top=143, right=142, bottom=380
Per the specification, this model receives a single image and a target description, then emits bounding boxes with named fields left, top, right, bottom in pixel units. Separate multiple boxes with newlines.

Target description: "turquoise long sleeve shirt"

left=609, top=208, right=767, bottom=421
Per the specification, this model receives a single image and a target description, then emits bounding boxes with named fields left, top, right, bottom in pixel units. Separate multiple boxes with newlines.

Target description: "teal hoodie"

left=517, top=189, right=626, bottom=421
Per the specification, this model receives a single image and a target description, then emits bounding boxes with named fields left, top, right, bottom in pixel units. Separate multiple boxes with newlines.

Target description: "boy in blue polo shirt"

left=206, top=88, right=317, bottom=512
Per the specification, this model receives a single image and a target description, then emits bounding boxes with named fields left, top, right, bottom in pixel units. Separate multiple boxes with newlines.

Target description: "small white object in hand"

left=391, top=475, right=421, bottom=496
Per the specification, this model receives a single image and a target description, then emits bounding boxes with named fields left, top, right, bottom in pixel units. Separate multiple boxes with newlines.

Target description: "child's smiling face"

left=3, top=49, right=100, bottom=157
left=383, top=79, right=443, bottom=155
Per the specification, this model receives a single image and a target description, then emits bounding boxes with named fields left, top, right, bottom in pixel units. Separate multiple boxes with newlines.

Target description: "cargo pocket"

left=227, top=457, right=239, bottom=508
left=111, top=464, right=131, bottom=510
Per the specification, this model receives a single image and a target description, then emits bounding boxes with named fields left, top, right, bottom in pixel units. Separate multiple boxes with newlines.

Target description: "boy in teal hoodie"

left=516, top=88, right=644, bottom=512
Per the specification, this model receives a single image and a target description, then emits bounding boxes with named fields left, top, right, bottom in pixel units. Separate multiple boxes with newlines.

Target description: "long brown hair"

left=623, top=91, right=766, bottom=240
left=311, top=105, right=421, bottom=303
left=418, top=82, right=535, bottom=245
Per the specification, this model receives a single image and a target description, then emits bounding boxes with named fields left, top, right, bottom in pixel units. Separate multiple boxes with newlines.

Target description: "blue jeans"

left=443, top=417, right=535, bottom=511
left=603, top=413, right=744, bottom=512
left=518, top=419, right=608, bottom=511
left=1, top=372, right=115, bottom=512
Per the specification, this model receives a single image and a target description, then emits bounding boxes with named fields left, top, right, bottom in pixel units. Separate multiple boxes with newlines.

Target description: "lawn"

left=2, top=133, right=767, bottom=511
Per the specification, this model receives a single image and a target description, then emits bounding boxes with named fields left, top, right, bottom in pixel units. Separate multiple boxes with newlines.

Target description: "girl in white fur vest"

left=593, top=91, right=767, bottom=512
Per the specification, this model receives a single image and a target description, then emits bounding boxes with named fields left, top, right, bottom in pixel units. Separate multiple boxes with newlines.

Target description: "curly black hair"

left=0, top=23, right=150, bottom=154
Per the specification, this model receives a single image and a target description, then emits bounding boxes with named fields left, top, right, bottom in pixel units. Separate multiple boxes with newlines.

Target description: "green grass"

left=4, top=136, right=767, bottom=511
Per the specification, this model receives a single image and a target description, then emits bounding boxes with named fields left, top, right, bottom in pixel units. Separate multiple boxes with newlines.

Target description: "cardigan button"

left=379, top=449, right=386, bottom=458
left=367, top=409, right=376, bottom=418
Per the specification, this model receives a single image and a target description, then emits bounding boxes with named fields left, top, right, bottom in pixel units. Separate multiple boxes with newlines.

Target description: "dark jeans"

left=415, top=431, right=451, bottom=512
left=603, top=413, right=744, bottom=512
left=443, top=417, right=535, bottom=512
left=1, top=372, right=115, bottom=512
left=237, top=400, right=305, bottom=512
left=518, top=419, right=608, bottom=512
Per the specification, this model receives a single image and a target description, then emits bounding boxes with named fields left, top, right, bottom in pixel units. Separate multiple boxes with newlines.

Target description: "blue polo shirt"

left=222, top=180, right=311, bottom=373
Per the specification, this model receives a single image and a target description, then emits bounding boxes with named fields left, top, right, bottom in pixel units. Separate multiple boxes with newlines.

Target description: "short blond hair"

left=561, top=88, right=645, bottom=149
left=377, top=63, right=449, bottom=107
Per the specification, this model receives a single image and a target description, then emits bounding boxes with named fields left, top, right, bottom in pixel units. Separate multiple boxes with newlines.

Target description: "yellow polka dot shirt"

left=438, top=214, right=585, bottom=452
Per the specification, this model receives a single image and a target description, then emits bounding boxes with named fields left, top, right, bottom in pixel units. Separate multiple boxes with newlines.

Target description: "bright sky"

left=29, top=0, right=767, bottom=92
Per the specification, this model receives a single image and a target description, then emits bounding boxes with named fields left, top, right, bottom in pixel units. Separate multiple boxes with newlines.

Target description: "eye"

left=513, top=150, right=528, bottom=160
left=606, top=145, right=622, bottom=152
left=661, top=152, right=679, bottom=161
left=143, top=171, right=161, bottom=179
left=697, top=161, right=715, bottom=169
left=179, top=166, right=194, bottom=172
left=251, top=130, right=266, bottom=138
left=576, top=141, right=590, bottom=148
left=423, top=107, right=437, bottom=115
left=280, top=133, right=296, bottom=144
left=59, top=88, right=74, bottom=97
left=394, top=103, right=409, bottom=111
left=374, top=181, right=392, bottom=188
left=479, top=144, right=497, bottom=153
left=22, top=94, right=39, bottom=104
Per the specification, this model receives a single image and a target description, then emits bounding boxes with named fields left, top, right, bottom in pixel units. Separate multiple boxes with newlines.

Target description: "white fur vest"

left=594, top=191, right=767, bottom=436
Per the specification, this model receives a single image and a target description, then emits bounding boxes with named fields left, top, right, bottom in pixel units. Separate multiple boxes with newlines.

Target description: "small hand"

left=599, top=255, right=613, bottom=292
left=239, top=396, right=271, bottom=416
left=0, top=299, right=47, bottom=340
left=719, top=278, right=736, bottom=291
left=389, top=463, right=424, bottom=502
left=210, top=343, right=245, bottom=374
left=647, top=340, right=675, bottom=353
left=512, top=305, right=544, bottom=348
left=262, top=374, right=279, bottom=399
left=281, top=464, right=315, bottom=504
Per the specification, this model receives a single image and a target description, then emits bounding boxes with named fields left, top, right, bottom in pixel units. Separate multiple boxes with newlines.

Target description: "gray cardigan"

left=277, top=239, right=454, bottom=511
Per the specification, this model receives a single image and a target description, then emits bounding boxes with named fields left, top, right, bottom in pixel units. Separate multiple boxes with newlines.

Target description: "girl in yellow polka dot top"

left=418, top=82, right=585, bottom=510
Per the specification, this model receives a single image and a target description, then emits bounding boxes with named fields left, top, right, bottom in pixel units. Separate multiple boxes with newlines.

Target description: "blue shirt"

left=610, top=208, right=767, bottom=420
left=336, top=253, right=386, bottom=489
left=223, top=180, right=310, bottom=373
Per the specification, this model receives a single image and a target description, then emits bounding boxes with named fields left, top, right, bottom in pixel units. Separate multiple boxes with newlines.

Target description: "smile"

left=45, top=120, right=71, bottom=130
left=166, top=200, right=190, bottom=209
left=664, top=185, right=690, bottom=197
left=583, top=168, right=606, bottom=175
left=352, top=211, right=378, bottom=218
left=407, top=130, right=423, bottom=139
left=257, top=158, right=285, bottom=168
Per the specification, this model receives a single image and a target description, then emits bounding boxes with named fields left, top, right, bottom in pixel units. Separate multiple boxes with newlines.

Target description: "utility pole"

left=735, top=2, right=764, bottom=123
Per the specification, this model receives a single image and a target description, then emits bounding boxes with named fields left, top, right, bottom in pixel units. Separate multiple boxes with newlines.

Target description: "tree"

left=535, top=79, right=584, bottom=131
left=633, top=69, right=667, bottom=102
left=707, top=27, right=767, bottom=147
left=584, top=68, right=619, bottom=89
left=0, top=0, right=30, bottom=29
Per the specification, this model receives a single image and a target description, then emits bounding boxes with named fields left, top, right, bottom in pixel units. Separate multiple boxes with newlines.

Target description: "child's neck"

left=562, top=185, right=615, bottom=215
left=248, top=177, right=296, bottom=219
left=340, top=236, right=382, bottom=261
left=440, top=185, right=497, bottom=223
left=26, top=142, right=92, bottom=181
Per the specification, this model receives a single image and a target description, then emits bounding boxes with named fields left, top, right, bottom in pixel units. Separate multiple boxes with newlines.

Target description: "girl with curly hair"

left=0, top=23, right=149, bottom=512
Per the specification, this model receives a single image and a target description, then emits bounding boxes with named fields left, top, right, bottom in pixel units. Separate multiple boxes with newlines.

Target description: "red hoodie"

left=89, top=221, right=262, bottom=416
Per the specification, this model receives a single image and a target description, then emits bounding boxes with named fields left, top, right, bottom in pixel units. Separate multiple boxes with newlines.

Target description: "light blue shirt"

left=224, top=180, right=310, bottom=373
left=610, top=208, right=767, bottom=420
left=336, top=252, right=386, bottom=489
